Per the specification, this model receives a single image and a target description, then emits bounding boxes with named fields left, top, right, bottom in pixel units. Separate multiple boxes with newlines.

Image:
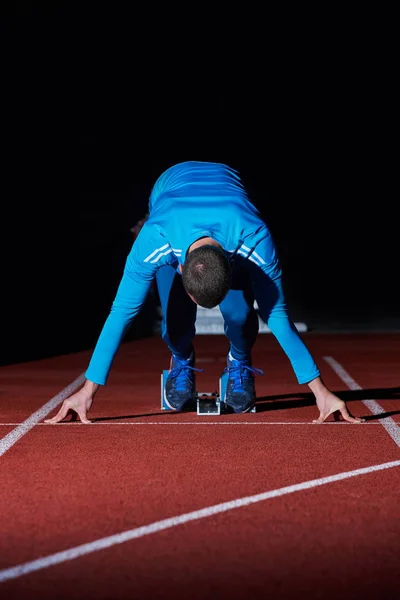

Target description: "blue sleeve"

left=250, top=235, right=320, bottom=385
left=85, top=224, right=168, bottom=385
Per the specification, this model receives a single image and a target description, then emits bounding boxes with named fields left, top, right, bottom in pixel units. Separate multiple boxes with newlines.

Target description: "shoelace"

left=170, top=361, right=204, bottom=392
left=224, top=363, right=264, bottom=393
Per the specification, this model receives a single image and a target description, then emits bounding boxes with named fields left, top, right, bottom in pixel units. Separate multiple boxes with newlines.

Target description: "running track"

left=1, top=332, right=399, bottom=599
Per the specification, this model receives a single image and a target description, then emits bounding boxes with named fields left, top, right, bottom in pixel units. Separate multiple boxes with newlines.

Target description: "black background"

left=1, top=2, right=397, bottom=366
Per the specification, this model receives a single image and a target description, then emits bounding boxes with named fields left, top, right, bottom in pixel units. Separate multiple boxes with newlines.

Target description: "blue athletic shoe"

left=164, top=352, right=203, bottom=411
left=224, top=354, right=264, bottom=413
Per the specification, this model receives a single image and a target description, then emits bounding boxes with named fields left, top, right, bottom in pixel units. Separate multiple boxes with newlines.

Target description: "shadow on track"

left=255, top=386, right=400, bottom=420
left=56, top=387, right=400, bottom=422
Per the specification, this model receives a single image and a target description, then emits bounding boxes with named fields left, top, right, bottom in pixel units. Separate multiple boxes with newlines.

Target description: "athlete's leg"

left=219, top=257, right=261, bottom=413
left=156, top=265, right=199, bottom=411
left=155, top=265, right=197, bottom=359
left=218, top=256, right=259, bottom=360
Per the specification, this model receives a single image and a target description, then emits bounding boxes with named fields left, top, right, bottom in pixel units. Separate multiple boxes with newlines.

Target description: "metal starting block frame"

left=196, top=392, right=222, bottom=415
left=161, top=370, right=256, bottom=415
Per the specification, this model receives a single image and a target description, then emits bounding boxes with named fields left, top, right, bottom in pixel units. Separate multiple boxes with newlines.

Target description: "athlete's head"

left=181, top=245, right=231, bottom=308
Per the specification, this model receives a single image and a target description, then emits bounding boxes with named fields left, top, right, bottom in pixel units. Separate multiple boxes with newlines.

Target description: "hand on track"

left=313, top=391, right=365, bottom=424
left=44, top=389, right=94, bottom=424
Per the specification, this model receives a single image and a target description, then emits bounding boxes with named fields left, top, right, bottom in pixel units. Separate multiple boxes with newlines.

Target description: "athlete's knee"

left=222, top=305, right=256, bottom=327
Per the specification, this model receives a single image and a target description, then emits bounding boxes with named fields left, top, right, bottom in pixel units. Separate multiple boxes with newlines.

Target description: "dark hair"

left=182, top=245, right=231, bottom=308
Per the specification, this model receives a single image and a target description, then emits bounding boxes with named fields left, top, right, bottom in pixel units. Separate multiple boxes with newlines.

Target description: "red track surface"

left=1, top=333, right=400, bottom=599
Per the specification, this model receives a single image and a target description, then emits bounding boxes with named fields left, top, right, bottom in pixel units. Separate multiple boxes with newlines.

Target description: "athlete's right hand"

left=44, top=387, right=95, bottom=424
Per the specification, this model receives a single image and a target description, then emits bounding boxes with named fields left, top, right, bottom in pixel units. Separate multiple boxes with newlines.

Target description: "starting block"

left=161, top=370, right=256, bottom=415
left=196, top=392, right=221, bottom=415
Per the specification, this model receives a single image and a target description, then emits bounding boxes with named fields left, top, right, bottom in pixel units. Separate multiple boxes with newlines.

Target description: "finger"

left=77, top=409, right=91, bottom=424
left=340, top=406, right=365, bottom=423
left=44, top=402, right=71, bottom=424
left=312, top=413, right=328, bottom=424
left=313, top=407, right=340, bottom=423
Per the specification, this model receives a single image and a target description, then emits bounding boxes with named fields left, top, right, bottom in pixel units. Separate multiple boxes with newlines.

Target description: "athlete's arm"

left=45, top=224, right=166, bottom=424
left=249, top=234, right=364, bottom=424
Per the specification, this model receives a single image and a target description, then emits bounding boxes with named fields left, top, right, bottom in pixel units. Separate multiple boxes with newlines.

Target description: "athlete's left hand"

left=313, top=390, right=365, bottom=424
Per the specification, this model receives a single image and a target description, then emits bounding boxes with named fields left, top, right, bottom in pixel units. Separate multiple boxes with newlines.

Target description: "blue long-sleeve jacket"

left=85, top=161, right=318, bottom=385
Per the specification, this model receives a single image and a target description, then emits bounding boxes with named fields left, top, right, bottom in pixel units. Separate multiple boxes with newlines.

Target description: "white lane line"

left=0, top=421, right=394, bottom=426
left=0, top=458, right=399, bottom=583
left=324, top=356, right=400, bottom=448
left=0, top=373, right=85, bottom=457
